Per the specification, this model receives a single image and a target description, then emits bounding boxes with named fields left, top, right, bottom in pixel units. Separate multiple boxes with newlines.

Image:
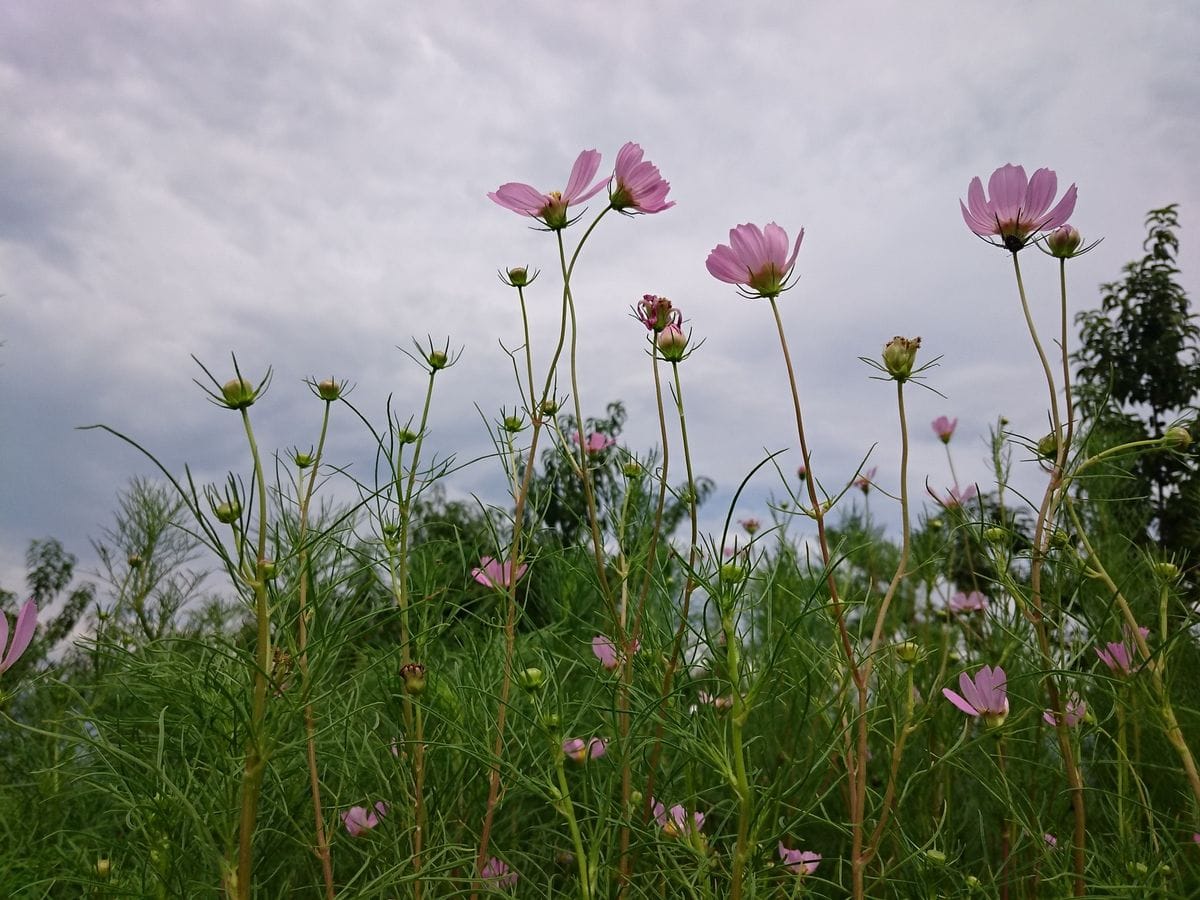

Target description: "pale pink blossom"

left=562, top=737, right=609, bottom=763
left=472, top=556, right=528, bottom=589
left=341, top=802, right=387, bottom=837
left=592, top=634, right=638, bottom=670
left=931, top=483, right=978, bottom=509
left=0, top=598, right=37, bottom=676
left=488, top=150, right=607, bottom=230
left=739, top=518, right=761, bottom=535
left=610, top=142, right=674, bottom=214
left=1096, top=626, right=1149, bottom=676
left=943, top=665, right=1009, bottom=727
left=1043, top=693, right=1087, bottom=727
left=652, top=799, right=705, bottom=837
left=481, top=856, right=518, bottom=888
left=960, top=164, right=1077, bottom=251
left=706, top=222, right=804, bottom=299
left=931, top=416, right=958, bottom=443
left=778, top=842, right=821, bottom=876
left=573, top=431, right=615, bottom=453
left=950, top=590, right=988, bottom=614
left=1044, top=833, right=1058, bottom=849
left=855, top=467, right=878, bottom=494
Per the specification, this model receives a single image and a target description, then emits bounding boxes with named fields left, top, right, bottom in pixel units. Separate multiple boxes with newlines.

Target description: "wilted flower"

left=341, top=802, right=387, bottom=837
left=0, top=598, right=37, bottom=676
left=592, top=634, right=638, bottom=671
left=932, top=416, right=958, bottom=443
left=706, top=222, right=804, bottom=299
left=739, top=518, right=761, bottom=535
left=488, top=149, right=607, bottom=230
left=1043, top=693, right=1087, bottom=727
left=653, top=799, right=705, bottom=838
left=881, top=336, right=921, bottom=381
left=778, top=842, right=821, bottom=876
left=481, top=856, right=518, bottom=888
left=573, top=431, right=615, bottom=453
left=636, top=294, right=679, bottom=333
left=472, top=557, right=528, bottom=589
left=950, top=590, right=988, bottom=614
left=943, top=665, right=1009, bottom=727
left=1096, top=626, right=1150, bottom=676
left=960, top=164, right=1078, bottom=252
left=855, top=467, right=878, bottom=494
left=562, top=737, right=608, bottom=763
left=609, top=142, right=674, bottom=214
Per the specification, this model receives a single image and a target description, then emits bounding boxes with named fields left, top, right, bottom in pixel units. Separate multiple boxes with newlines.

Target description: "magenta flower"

left=652, top=798, right=705, bottom=838
left=563, top=736, right=609, bottom=763
left=1096, top=626, right=1149, bottom=676
left=0, top=598, right=37, bottom=676
left=855, top=466, right=878, bottom=494
left=592, top=634, right=638, bottom=671
left=481, top=856, right=518, bottom=888
left=739, top=518, right=761, bottom=535
left=635, top=294, right=680, bottom=333
left=932, top=416, right=958, bottom=443
left=656, top=323, right=689, bottom=362
left=472, top=556, right=528, bottom=590
left=573, top=431, right=615, bottom=454
left=488, top=149, right=607, bottom=230
left=706, top=222, right=804, bottom=299
left=1043, top=693, right=1086, bottom=727
left=943, top=665, right=1009, bottom=727
left=931, top=483, right=978, bottom=509
left=1044, top=833, right=1058, bottom=849
left=960, top=164, right=1077, bottom=252
left=341, top=801, right=387, bottom=837
left=778, top=842, right=821, bottom=876
left=609, top=142, right=674, bottom=214
left=949, top=590, right=988, bottom=614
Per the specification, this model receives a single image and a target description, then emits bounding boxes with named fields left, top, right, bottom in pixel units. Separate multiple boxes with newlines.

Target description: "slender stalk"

left=296, top=399, right=335, bottom=900
left=234, top=407, right=272, bottom=900
left=554, top=750, right=593, bottom=900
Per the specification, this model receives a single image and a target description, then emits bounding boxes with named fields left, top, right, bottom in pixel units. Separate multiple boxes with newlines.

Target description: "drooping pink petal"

left=488, top=182, right=548, bottom=215
left=563, top=149, right=604, bottom=204
left=943, top=688, right=980, bottom=717
left=706, top=245, right=749, bottom=283
left=0, top=599, right=36, bottom=674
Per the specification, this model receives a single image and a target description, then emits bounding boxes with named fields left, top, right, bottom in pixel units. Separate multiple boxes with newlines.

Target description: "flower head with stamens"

left=943, top=665, right=1009, bottom=727
left=960, top=164, right=1077, bottom=252
left=489, top=149, right=608, bottom=230
left=609, top=142, right=674, bottom=214
left=778, top=842, right=821, bottom=876
left=472, top=557, right=527, bottom=590
left=341, top=802, right=387, bottom=837
left=562, top=737, right=608, bottom=763
left=653, top=799, right=705, bottom=838
left=706, top=222, right=804, bottom=299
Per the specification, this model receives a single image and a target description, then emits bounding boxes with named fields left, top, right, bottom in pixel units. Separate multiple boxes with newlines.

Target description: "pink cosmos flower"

left=0, top=598, right=37, bottom=676
left=943, top=665, right=1009, bottom=727
left=855, top=467, right=878, bottom=494
left=592, top=634, right=638, bottom=670
left=573, top=431, right=615, bottom=453
left=739, top=518, right=761, bottom=535
left=931, top=483, right=978, bottom=510
left=609, top=142, right=674, bottom=214
left=1043, top=693, right=1086, bottom=727
left=636, top=294, right=680, bottom=333
left=778, top=842, right=821, bottom=876
left=488, top=150, right=607, bottom=230
left=652, top=799, right=705, bottom=837
left=706, top=222, right=805, bottom=299
left=960, top=164, right=1077, bottom=252
left=562, top=737, right=608, bottom=763
left=1096, top=626, right=1149, bottom=676
left=481, top=856, right=518, bottom=888
left=1044, top=833, right=1058, bottom=849
left=341, top=802, right=387, bottom=837
left=932, top=416, right=958, bottom=443
left=472, top=557, right=528, bottom=589
left=950, top=590, right=988, bottom=614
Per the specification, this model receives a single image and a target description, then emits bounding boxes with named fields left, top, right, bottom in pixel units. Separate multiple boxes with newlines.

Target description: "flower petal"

left=706, top=244, right=749, bottom=283
left=563, top=149, right=602, bottom=203
left=489, top=182, right=547, bottom=215
left=1024, top=168, right=1058, bottom=221
left=943, top=688, right=980, bottom=716
left=1039, top=183, right=1077, bottom=231
left=0, top=599, right=36, bottom=674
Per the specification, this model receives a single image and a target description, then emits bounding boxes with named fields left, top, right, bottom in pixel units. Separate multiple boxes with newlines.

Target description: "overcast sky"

left=2, top=1, right=1197, bottom=600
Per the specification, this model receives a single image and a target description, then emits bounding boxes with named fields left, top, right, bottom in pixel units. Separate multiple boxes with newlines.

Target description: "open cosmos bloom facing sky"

left=943, top=665, right=1009, bottom=727
left=959, top=164, right=1077, bottom=251
left=488, top=148, right=607, bottom=230
left=706, top=222, right=804, bottom=299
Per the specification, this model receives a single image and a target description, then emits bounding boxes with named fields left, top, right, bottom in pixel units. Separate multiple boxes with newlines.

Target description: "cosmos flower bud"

left=506, top=266, right=530, bottom=287
left=656, top=323, right=689, bottom=362
left=1046, top=224, right=1084, bottom=258
left=400, top=662, right=427, bottom=696
left=518, top=667, right=546, bottom=692
left=1166, top=426, right=1192, bottom=447
left=894, top=641, right=920, bottom=664
left=96, top=859, right=112, bottom=879
left=881, top=336, right=921, bottom=381
left=214, top=500, right=241, bottom=525
left=1154, top=562, right=1181, bottom=580
left=1037, top=432, right=1059, bottom=460
left=294, top=451, right=315, bottom=468
left=127, top=553, right=143, bottom=569
left=397, top=428, right=419, bottom=445
left=502, top=414, right=525, bottom=433
left=221, top=377, right=257, bottom=409
left=316, top=379, right=342, bottom=401
left=924, top=849, right=947, bottom=867
left=720, top=563, right=747, bottom=584
left=539, top=399, right=559, bottom=417
left=984, top=526, right=1007, bottom=543
left=427, top=350, right=449, bottom=370
left=622, top=461, right=643, bottom=478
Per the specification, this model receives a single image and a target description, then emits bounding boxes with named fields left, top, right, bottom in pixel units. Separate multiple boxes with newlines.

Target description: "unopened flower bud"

left=317, top=379, right=342, bottom=401
left=894, top=641, right=920, bottom=664
left=1154, top=562, right=1181, bottom=580
left=398, top=428, right=419, bottom=445
left=1047, top=225, right=1083, bottom=258
left=214, top=501, right=241, bottom=525
left=1037, top=432, right=1059, bottom=460
left=656, top=323, right=689, bottom=362
left=1166, top=426, right=1192, bottom=448
left=400, top=662, right=427, bottom=695
left=881, top=336, right=921, bottom=382
left=984, top=527, right=1007, bottom=543
left=427, top=350, right=449, bottom=370
left=539, top=399, right=559, bottom=417
left=221, top=377, right=257, bottom=409
left=294, top=451, right=314, bottom=468
left=506, top=266, right=530, bottom=287
left=127, top=553, right=143, bottom=569
left=720, top=563, right=747, bottom=584
left=1127, top=861, right=1149, bottom=877
left=1050, top=528, right=1070, bottom=550
left=502, top=415, right=525, bottom=433
left=622, top=461, right=643, bottom=478
left=540, top=712, right=560, bottom=732
left=381, top=521, right=402, bottom=543
left=518, top=667, right=546, bottom=692
left=923, top=849, right=947, bottom=867
left=966, top=875, right=982, bottom=892
left=96, top=858, right=112, bottom=879
left=928, top=517, right=944, bottom=531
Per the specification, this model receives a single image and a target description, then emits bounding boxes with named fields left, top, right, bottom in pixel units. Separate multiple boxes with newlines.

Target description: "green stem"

left=554, top=752, right=593, bottom=900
